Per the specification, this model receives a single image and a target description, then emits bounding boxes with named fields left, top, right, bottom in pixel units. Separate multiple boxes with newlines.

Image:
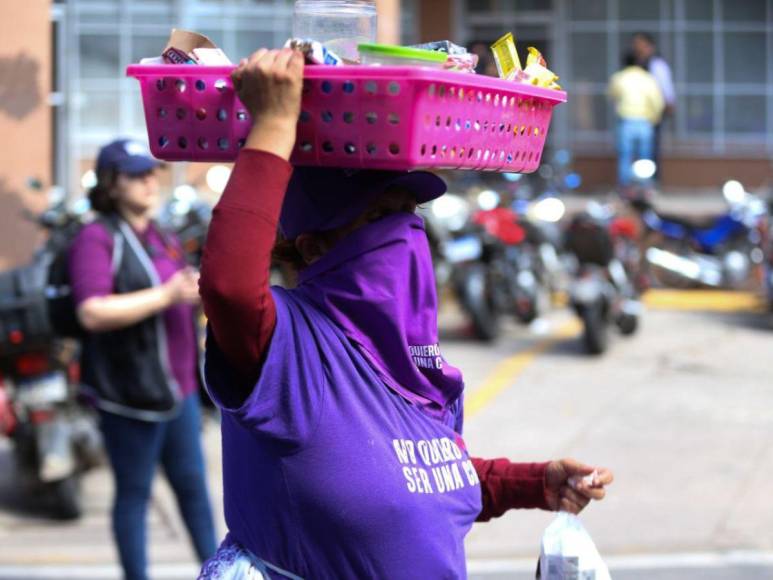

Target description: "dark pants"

left=100, top=395, right=217, bottom=580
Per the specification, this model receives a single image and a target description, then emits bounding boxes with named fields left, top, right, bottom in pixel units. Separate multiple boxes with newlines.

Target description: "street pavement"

left=1, top=289, right=773, bottom=579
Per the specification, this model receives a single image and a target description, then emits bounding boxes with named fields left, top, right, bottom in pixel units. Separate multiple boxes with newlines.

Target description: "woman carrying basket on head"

left=198, top=48, right=613, bottom=579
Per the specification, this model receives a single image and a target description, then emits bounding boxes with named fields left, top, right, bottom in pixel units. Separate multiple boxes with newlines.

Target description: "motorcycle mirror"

left=722, top=180, right=746, bottom=205
left=632, top=159, right=657, bottom=181
left=430, top=194, right=470, bottom=232
left=530, top=197, right=566, bottom=223
left=477, top=190, right=500, bottom=211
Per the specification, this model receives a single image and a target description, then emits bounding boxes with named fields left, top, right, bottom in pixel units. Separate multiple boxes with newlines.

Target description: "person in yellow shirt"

left=608, top=52, right=665, bottom=186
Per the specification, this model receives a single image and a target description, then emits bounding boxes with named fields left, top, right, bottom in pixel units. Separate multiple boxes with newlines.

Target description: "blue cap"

left=96, top=139, right=160, bottom=176
left=279, top=167, right=447, bottom=239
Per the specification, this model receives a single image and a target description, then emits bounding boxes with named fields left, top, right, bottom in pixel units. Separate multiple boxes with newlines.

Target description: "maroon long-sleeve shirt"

left=199, top=149, right=549, bottom=521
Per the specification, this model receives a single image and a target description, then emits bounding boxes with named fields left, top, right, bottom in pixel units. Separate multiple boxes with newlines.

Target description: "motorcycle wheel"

left=456, top=263, right=500, bottom=342
left=617, top=313, right=639, bottom=336
left=48, top=475, right=82, bottom=520
left=514, top=296, right=538, bottom=325
left=581, top=303, right=608, bottom=355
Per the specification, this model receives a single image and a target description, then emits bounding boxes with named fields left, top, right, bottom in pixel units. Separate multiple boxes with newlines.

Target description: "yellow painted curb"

left=465, top=320, right=581, bottom=418
left=643, top=289, right=764, bottom=312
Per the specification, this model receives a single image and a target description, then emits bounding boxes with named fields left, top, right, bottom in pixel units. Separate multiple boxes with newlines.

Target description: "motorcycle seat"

left=652, top=212, right=721, bottom=232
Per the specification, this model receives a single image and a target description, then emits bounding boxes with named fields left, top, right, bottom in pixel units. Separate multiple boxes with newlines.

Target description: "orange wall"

left=0, top=0, right=51, bottom=269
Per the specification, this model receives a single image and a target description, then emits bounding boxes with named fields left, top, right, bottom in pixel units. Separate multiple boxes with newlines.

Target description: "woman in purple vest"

left=198, top=49, right=613, bottom=579
left=69, top=140, right=217, bottom=580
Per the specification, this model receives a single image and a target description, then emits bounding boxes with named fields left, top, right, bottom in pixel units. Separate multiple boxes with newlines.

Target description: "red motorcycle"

left=473, top=206, right=545, bottom=325
left=0, top=203, right=101, bottom=519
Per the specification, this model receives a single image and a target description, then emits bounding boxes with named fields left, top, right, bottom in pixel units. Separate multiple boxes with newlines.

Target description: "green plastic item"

left=357, top=43, right=448, bottom=63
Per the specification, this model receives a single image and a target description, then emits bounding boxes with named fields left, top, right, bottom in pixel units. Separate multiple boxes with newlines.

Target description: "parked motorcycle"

left=0, top=200, right=101, bottom=519
left=565, top=202, right=642, bottom=355
left=425, top=192, right=503, bottom=341
left=512, top=195, right=569, bottom=301
left=626, top=163, right=767, bottom=289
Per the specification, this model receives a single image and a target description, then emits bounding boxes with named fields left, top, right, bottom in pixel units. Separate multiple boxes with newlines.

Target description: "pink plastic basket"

left=126, top=64, right=566, bottom=173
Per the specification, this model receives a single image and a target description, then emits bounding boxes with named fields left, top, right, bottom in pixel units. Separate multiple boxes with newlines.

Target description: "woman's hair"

left=272, top=236, right=305, bottom=269
left=87, top=167, right=121, bottom=214
left=622, top=51, right=639, bottom=68
left=272, top=229, right=341, bottom=270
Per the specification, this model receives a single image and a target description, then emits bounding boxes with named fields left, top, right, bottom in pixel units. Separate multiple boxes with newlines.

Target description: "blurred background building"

left=1, top=0, right=772, bottom=266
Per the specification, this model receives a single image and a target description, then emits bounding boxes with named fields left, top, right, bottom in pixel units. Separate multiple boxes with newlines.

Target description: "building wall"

left=0, top=0, right=52, bottom=268
left=575, top=156, right=773, bottom=191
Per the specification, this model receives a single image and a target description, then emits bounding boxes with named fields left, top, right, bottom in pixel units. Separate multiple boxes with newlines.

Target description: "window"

left=684, top=95, right=714, bottom=133
left=569, top=0, right=607, bottom=21
left=79, top=34, right=120, bottom=79
left=570, top=33, right=607, bottom=83
left=725, top=96, right=766, bottom=134
left=619, top=0, right=661, bottom=21
left=235, top=29, right=277, bottom=61
left=62, top=0, right=295, bottom=197
left=685, top=32, right=714, bottom=84
left=723, top=32, right=766, bottom=84
left=131, top=33, right=170, bottom=64
left=571, top=94, right=610, bottom=132
left=720, top=0, right=767, bottom=23
left=685, top=0, right=713, bottom=21
left=80, top=91, right=121, bottom=132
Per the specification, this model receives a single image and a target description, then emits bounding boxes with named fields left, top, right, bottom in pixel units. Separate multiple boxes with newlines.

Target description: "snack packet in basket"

left=537, top=513, right=611, bottom=580
left=443, top=53, right=479, bottom=73
left=410, top=40, right=478, bottom=73
left=192, top=48, right=233, bottom=65
left=161, top=29, right=233, bottom=65
left=165, top=28, right=217, bottom=54
left=285, top=38, right=343, bottom=66
left=411, top=40, right=469, bottom=55
left=526, top=46, right=548, bottom=68
left=521, top=47, right=560, bottom=89
left=523, top=61, right=561, bottom=90
left=490, top=32, right=522, bottom=79
left=162, top=47, right=197, bottom=65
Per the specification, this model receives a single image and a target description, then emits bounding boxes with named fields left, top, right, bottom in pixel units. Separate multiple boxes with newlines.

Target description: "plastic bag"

left=537, top=512, right=611, bottom=580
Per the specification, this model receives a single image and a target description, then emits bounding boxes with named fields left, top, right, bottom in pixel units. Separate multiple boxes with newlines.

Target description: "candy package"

left=489, top=34, right=561, bottom=90
left=284, top=38, right=344, bottom=65
left=410, top=40, right=478, bottom=73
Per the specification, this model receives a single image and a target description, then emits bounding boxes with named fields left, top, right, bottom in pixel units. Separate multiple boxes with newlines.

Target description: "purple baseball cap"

left=96, top=139, right=160, bottom=176
left=279, top=167, right=447, bottom=239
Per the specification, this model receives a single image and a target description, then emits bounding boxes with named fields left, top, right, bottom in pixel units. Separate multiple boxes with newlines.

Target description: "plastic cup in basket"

left=126, top=63, right=566, bottom=173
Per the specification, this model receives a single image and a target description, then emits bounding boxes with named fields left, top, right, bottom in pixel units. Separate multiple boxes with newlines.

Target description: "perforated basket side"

left=128, top=64, right=565, bottom=172
left=140, top=71, right=251, bottom=161
left=409, top=79, right=554, bottom=173
left=292, top=74, right=419, bottom=169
